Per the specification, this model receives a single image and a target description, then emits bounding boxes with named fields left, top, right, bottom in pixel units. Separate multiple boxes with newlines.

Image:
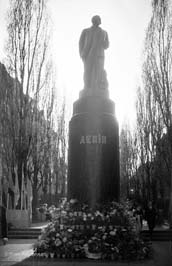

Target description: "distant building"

left=0, top=63, right=66, bottom=224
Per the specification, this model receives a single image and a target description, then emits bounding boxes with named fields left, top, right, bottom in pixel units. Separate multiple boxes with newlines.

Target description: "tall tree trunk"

left=16, top=160, right=23, bottom=209
left=32, top=186, right=39, bottom=221
left=169, top=161, right=172, bottom=228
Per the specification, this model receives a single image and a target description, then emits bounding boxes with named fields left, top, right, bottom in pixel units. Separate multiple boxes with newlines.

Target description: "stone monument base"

left=67, top=94, right=119, bottom=208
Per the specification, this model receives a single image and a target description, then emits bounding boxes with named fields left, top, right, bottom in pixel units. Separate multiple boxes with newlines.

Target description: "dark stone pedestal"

left=67, top=91, right=119, bottom=208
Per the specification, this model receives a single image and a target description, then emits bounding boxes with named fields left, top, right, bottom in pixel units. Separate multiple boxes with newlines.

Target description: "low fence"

left=7, top=209, right=31, bottom=228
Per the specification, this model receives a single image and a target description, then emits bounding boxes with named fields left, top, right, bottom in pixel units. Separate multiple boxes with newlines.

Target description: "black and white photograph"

left=0, top=0, right=172, bottom=265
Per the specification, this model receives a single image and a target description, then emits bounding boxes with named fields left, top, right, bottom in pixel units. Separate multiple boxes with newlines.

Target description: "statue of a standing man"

left=79, top=15, right=109, bottom=92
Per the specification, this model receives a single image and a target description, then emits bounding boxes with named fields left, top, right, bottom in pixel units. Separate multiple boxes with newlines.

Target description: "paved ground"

left=0, top=239, right=171, bottom=266
left=0, top=222, right=171, bottom=266
left=0, top=239, right=35, bottom=266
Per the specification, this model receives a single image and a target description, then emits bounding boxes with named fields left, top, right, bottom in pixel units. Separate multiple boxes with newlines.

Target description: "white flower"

left=143, top=247, right=148, bottom=254
left=114, top=246, right=119, bottom=253
left=55, top=239, right=62, bottom=247
left=102, top=235, right=107, bottom=240
left=110, top=209, right=117, bottom=215
left=110, top=230, right=116, bottom=236
left=60, top=224, right=64, bottom=230
left=61, top=210, right=67, bottom=216
left=70, top=199, right=77, bottom=204
left=63, top=237, right=67, bottom=243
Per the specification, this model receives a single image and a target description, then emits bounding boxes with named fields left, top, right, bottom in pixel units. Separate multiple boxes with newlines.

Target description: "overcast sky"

left=0, top=0, right=152, bottom=127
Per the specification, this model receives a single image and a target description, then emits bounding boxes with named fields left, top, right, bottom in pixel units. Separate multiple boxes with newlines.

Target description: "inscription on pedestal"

left=68, top=108, right=120, bottom=206
left=80, top=135, right=107, bottom=144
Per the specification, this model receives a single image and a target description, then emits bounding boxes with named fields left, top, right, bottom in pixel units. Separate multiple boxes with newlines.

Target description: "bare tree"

left=4, top=0, right=51, bottom=209
left=135, top=85, right=164, bottom=204
left=144, top=0, right=172, bottom=225
left=120, top=122, right=138, bottom=200
left=0, top=63, right=17, bottom=207
left=55, top=99, right=68, bottom=197
left=28, top=94, right=68, bottom=215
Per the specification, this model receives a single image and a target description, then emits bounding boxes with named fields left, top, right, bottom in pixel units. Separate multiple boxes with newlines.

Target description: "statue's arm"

left=79, top=29, right=86, bottom=59
left=103, top=31, right=109, bottom=49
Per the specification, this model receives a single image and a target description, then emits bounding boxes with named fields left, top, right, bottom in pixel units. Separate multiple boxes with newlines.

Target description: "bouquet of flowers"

left=33, top=200, right=152, bottom=261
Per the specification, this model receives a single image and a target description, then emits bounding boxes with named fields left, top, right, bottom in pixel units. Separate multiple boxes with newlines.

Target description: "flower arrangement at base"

left=33, top=200, right=153, bottom=261
left=84, top=236, right=102, bottom=259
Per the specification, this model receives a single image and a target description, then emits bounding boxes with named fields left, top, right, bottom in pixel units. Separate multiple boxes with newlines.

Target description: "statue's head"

left=91, top=15, right=101, bottom=26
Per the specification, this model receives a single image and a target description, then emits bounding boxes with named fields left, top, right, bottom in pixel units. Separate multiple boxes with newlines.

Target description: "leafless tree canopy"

left=0, top=0, right=67, bottom=215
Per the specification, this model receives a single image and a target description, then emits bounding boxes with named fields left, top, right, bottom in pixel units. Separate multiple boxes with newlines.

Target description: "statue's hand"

left=80, top=52, right=86, bottom=61
left=103, top=31, right=109, bottom=49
